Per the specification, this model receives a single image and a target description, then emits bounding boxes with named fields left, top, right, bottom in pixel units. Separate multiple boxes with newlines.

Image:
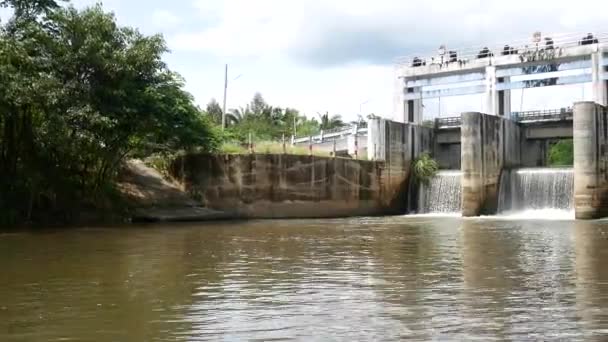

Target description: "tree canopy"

left=318, top=112, right=345, bottom=130
left=219, top=92, right=322, bottom=142
left=0, top=0, right=354, bottom=225
left=548, top=139, right=573, bottom=166
left=0, top=2, right=219, bottom=224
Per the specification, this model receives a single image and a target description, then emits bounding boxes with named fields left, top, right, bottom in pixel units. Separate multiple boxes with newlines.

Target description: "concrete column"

left=573, top=101, right=608, bottom=219
left=404, top=86, right=423, bottom=124
left=393, top=69, right=405, bottom=122
left=367, top=118, right=386, bottom=161
left=498, top=76, right=511, bottom=117
left=591, top=52, right=607, bottom=106
left=461, top=112, right=484, bottom=216
left=483, top=66, right=498, bottom=116
left=461, top=111, right=521, bottom=216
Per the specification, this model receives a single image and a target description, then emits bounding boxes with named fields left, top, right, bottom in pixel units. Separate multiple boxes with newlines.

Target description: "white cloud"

left=151, top=9, right=181, bottom=29
left=171, top=0, right=305, bottom=58
left=172, top=0, right=608, bottom=66
left=79, top=0, right=608, bottom=121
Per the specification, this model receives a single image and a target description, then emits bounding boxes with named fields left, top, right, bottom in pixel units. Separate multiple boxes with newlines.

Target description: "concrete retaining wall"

left=368, top=118, right=434, bottom=210
left=573, top=102, right=608, bottom=219
left=461, top=112, right=521, bottom=216
left=170, top=154, right=404, bottom=219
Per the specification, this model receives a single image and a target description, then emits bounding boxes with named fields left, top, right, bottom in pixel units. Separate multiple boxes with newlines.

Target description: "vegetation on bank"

left=205, top=93, right=348, bottom=144
left=218, top=142, right=329, bottom=156
left=0, top=0, right=220, bottom=225
left=0, top=0, right=353, bottom=225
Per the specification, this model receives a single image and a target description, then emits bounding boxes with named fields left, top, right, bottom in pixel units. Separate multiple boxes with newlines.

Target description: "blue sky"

left=4, top=0, right=608, bottom=121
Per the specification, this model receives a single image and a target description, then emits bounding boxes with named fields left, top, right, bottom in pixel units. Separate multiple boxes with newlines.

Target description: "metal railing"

left=435, top=117, right=462, bottom=128
left=396, top=31, right=608, bottom=68
left=512, top=108, right=573, bottom=122
left=292, top=123, right=368, bottom=145
left=433, top=108, right=573, bottom=128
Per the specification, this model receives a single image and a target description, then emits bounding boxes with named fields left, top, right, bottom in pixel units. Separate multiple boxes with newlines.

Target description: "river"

left=1, top=217, right=607, bottom=341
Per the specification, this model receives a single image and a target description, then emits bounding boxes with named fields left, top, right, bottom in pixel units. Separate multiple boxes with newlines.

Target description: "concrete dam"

left=173, top=32, right=608, bottom=220
left=296, top=32, right=608, bottom=220
left=362, top=102, right=606, bottom=220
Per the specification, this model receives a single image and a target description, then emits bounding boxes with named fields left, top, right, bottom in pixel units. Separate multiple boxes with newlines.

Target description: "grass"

left=219, top=141, right=337, bottom=157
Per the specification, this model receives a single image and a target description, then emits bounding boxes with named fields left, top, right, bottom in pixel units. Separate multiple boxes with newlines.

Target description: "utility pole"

left=359, top=100, right=369, bottom=117
left=222, top=64, right=228, bottom=130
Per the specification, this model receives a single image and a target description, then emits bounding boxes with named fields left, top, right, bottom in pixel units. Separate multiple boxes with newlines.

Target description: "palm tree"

left=226, top=106, right=249, bottom=126
left=317, top=112, right=345, bottom=130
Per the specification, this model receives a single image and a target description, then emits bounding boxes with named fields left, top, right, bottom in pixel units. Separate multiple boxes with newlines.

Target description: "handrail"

left=513, top=108, right=573, bottom=122
left=434, top=108, right=573, bottom=128
left=396, top=31, right=608, bottom=68
left=435, top=117, right=461, bottom=128
left=293, top=125, right=368, bottom=144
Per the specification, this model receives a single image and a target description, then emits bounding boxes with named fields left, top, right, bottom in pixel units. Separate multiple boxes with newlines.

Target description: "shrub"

left=412, top=153, right=439, bottom=185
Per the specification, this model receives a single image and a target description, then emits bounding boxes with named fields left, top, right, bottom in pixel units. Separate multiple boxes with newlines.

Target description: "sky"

left=4, top=0, right=608, bottom=121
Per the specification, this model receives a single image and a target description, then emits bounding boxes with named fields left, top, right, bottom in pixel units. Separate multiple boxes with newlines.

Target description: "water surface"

left=1, top=217, right=608, bottom=341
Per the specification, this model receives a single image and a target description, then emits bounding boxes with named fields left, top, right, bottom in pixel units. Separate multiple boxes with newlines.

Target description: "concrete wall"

left=368, top=118, right=434, bottom=210
left=521, top=138, right=569, bottom=167
left=461, top=112, right=522, bottom=216
left=170, top=154, right=405, bottom=219
left=573, top=102, right=608, bottom=219
left=520, top=120, right=573, bottom=167
left=434, top=128, right=461, bottom=169
left=367, top=118, right=434, bottom=162
left=435, top=143, right=461, bottom=169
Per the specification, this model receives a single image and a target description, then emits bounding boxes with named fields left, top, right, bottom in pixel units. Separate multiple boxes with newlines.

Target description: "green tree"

left=205, top=98, right=223, bottom=125
left=226, top=106, right=249, bottom=126
left=548, top=139, right=573, bottom=166
left=318, top=111, right=345, bottom=130
left=250, top=92, right=268, bottom=117
left=220, top=93, right=321, bottom=143
left=0, top=2, right=219, bottom=224
left=0, top=0, right=62, bottom=18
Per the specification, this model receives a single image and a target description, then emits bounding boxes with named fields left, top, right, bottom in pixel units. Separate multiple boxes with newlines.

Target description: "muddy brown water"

left=1, top=216, right=607, bottom=341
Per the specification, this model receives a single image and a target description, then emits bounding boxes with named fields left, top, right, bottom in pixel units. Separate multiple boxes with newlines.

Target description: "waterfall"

left=419, top=170, right=462, bottom=214
left=498, top=168, right=573, bottom=214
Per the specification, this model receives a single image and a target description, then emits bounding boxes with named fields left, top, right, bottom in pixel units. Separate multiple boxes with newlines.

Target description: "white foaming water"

left=498, top=168, right=573, bottom=218
left=407, top=213, right=462, bottom=218
left=495, top=209, right=574, bottom=220
left=418, top=170, right=461, bottom=214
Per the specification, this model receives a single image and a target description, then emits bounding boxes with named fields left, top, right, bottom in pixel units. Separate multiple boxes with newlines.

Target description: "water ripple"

left=0, top=218, right=607, bottom=341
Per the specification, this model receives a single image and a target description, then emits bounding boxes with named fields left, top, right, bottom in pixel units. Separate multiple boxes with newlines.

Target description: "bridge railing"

left=512, top=108, right=573, bottom=122
left=396, top=31, right=608, bottom=68
left=292, top=124, right=367, bottom=145
left=433, top=108, right=573, bottom=128
left=435, top=117, right=462, bottom=129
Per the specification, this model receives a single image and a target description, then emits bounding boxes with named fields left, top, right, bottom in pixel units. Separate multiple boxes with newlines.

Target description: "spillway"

left=418, top=170, right=462, bottom=214
left=498, top=168, right=574, bottom=215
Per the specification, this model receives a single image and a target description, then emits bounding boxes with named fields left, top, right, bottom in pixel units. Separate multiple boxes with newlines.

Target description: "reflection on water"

left=1, top=217, right=607, bottom=341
